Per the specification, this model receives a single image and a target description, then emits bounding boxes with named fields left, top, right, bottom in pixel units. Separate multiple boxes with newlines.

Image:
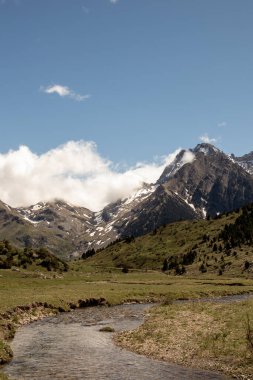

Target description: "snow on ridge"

left=227, top=154, right=237, bottom=164
left=32, top=203, right=45, bottom=211
left=195, top=144, right=219, bottom=155
left=199, top=147, right=209, bottom=155
left=183, top=196, right=196, bottom=211
left=83, top=213, right=91, bottom=218
left=202, top=208, right=207, bottom=218
left=23, top=216, right=40, bottom=224
left=124, top=185, right=158, bottom=205
left=163, top=150, right=195, bottom=179
left=183, top=188, right=196, bottom=211
left=234, top=160, right=253, bottom=175
left=94, top=211, right=103, bottom=224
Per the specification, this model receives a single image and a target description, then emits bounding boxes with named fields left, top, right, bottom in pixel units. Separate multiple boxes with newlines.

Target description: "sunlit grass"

left=116, top=297, right=253, bottom=379
left=0, top=266, right=253, bottom=378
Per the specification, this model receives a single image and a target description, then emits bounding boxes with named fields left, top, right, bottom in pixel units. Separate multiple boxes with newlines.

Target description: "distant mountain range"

left=1, top=143, right=253, bottom=259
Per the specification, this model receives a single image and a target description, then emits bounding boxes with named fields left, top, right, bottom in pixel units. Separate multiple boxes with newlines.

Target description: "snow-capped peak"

left=158, top=149, right=195, bottom=183
left=194, top=143, right=219, bottom=155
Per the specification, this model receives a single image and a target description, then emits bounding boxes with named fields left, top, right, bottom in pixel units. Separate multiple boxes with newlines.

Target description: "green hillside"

left=0, top=240, right=68, bottom=272
left=86, top=207, right=253, bottom=277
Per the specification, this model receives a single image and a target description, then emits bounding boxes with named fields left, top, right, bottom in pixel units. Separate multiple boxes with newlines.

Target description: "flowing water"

left=3, top=303, right=231, bottom=380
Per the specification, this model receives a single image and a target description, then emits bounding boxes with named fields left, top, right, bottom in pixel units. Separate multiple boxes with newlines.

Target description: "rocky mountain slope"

left=159, top=144, right=253, bottom=217
left=232, top=151, right=253, bottom=175
left=86, top=206, right=253, bottom=276
left=1, top=143, right=253, bottom=259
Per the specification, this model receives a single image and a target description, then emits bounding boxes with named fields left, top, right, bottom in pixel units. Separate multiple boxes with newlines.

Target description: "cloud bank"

left=41, top=84, right=90, bottom=102
left=0, top=141, right=180, bottom=211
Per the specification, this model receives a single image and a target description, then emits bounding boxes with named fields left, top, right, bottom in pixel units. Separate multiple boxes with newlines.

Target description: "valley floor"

left=0, top=266, right=253, bottom=379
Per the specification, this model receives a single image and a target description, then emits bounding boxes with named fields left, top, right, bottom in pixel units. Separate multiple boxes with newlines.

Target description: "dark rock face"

left=160, top=144, right=253, bottom=217
left=119, top=185, right=198, bottom=238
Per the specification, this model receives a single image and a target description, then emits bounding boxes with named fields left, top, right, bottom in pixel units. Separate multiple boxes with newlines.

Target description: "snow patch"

left=23, top=216, right=40, bottom=224
left=124, top=185, right=157, bottom=205
left=163, top=150, right=195, bottom=179
left=32, top=203, right=44, bottom=211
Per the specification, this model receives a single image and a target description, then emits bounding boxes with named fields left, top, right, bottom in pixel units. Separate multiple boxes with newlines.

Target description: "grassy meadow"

left=0, top=264, right=253, bottom=378
left=1, top=207, right=253, bottom=379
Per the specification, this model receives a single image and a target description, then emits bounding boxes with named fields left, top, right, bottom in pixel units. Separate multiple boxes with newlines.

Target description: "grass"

left=2, top=266, right=253, bottom=312
left=116, top=298, right=253, bottom=379
left=0, top=265, right=253, bottom=378
left=86, top=211, right=253, bottom=277
left=0, top=373, right=9, bottom=380
left=1, top=207, right=253, bottom=379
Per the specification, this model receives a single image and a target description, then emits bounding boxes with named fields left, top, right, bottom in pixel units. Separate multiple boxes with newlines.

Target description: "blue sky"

left=1, top=0, right=253, bottom=164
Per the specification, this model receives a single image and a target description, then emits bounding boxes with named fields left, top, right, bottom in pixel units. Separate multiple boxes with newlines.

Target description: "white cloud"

left=0, top=141, right=179, bottom=211
left=217, top=121, right=227, bottom=128
left=199, top=134, right=217, bottom=144
left=41, top=84, right=90, bottom=102
left=181, top=150, right=195, bottom=165
left=110, top=0, right=119, bottom=3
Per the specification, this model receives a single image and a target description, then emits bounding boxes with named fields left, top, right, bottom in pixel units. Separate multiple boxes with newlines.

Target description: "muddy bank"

left=0, top=297, right=107, bottom=365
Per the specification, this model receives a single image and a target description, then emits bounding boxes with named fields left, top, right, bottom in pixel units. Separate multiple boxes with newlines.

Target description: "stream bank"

left=3, top=303, right=230, bottom=380
left=1, top=293, right=253, bottom=379
left=0, top=298, right=107, bottom=365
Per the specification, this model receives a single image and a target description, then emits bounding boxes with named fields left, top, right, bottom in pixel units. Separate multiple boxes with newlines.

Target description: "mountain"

left=86, top=205, right=253, bottom=276
left=0, top=143, right=253, bottom=260
left=16, top=201, right=96, bottom=259
left=97, top=184, right=197, bottom=240
left=232, top=151, right=253, bottom=175
left=159, top=143, right=253, bottom=217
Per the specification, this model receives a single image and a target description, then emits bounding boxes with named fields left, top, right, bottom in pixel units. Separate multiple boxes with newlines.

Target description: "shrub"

left=162, top=258, right=169, bottom=272
left=122, top=266, right=129, bottom=273
left=199, top=263, right=207, bottom=273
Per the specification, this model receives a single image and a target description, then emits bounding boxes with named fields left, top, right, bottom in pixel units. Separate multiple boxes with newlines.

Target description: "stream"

left=2, top=301, right=235, bottom=380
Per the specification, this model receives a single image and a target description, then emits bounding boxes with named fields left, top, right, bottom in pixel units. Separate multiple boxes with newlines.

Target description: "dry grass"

left=1, top=267, right=253, bottom=378
left=116, top=298, right=253, bottom=379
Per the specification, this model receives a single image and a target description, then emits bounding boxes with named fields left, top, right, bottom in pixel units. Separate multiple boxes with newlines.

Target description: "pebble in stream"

left=4, top=304, right=230, bottom=380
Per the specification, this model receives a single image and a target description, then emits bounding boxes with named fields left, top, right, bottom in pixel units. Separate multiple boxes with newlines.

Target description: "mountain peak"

left=193, top=143, right=220, bottom=155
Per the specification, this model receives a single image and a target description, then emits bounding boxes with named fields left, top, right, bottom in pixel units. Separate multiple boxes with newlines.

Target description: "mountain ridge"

left=1, top=143, right=253, bottom=259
